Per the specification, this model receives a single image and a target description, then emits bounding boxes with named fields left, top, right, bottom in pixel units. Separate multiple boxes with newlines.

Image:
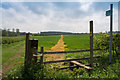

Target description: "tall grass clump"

left=7, top=63, right=69, bottom=80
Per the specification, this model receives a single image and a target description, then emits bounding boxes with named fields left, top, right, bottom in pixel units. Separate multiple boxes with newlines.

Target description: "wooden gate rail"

left=40, top=56, right=101, bottom=64
left=38, top=49, right=102, bottom=54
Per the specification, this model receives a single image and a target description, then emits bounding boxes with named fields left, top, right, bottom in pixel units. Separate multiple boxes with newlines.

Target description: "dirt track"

left=45, top=35, right=65, bottom=62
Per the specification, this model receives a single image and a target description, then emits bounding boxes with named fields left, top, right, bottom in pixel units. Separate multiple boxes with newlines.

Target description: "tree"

left=2, top=29, right=8, bottom=36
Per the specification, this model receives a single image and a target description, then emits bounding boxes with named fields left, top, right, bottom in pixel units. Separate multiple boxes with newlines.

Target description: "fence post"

left=29, top=39, right=38, bottom=63
left=40, top=46, right=44, bottom=64
left=24, top=33, right=29, bottom=67
left=40, top=46, right=44, bottom=79
left=90, top=21, right=93, bottom=67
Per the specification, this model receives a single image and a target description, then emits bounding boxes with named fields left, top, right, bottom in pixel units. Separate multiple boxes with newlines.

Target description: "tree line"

left=0, top=28, right=26, bottom=37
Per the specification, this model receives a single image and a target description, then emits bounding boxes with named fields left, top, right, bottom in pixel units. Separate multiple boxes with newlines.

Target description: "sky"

left=0, top=1, right=119, bottom=33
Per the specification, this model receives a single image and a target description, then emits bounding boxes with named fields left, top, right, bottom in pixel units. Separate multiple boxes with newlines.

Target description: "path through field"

left=45, top=35, right=65, bottom=66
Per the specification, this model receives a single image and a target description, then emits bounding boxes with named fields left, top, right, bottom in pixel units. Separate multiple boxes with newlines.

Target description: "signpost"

left=109, top=4, right=113, bottom=64
left=118, top=1, right=120, bottom=55
left=106, top=4, right=113, bottom=64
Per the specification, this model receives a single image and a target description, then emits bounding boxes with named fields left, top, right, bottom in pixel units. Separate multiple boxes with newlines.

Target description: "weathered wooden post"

left=29, top=39, right=38, bottom=63
left=90, top=21, right=93, bottom=67
left=40, top=46, right=44, bottom=64
left=24, top=33, right=38, bottom=67
left=40, top=46, right=44, bottom=79
left=24, top=33, right=29, bottom=67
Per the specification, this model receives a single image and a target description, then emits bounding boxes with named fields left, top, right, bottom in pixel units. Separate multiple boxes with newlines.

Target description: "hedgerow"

left=1, top=36, right=25, bottom=44
left=94, top=33, right=120, bottom=55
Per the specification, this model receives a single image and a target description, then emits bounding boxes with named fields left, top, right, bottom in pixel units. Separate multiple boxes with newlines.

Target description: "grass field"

left=63, top=34, right=100, bottom=50
left=2, top=36, right=25, bottom=65
left=2, top=34, right=120, bottom=79
left=63, top=34, right=90, bottom=50
left=63, top=34, right=120, bottom=78
left=31, top=35, right=61, bottom=50
left=2, top=35, right=61, bottom=76
left=2, top=41, right=25, bottom=64
left=2, top=36, right=25, bottom=76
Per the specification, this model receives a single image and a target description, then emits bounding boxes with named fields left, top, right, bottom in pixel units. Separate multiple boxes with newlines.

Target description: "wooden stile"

left=71, top=61, right=92, bottom=70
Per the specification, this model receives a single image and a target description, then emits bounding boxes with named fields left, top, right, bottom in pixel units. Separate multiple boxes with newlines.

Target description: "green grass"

left=63, top=34, right=90, bottom=50
left=2, top=40, right=25, bottom=78
left=4, top=34, right=120, bottom=79
left=0, top=45, right=2, bottom=65
left=6, top=49, right=25, bottom=75
left=63, top=34, right=120, bottom=78
left=2, top=41, right=25, bottom=64
left=63, top=34, right=100, bottom=50
left=31, top=35, right=61, bottom=51
left=2, top=35, right=60, bottom=76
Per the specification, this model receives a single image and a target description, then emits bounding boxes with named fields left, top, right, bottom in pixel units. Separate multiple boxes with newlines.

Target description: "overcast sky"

left=0, top=2, right=119, bottom=33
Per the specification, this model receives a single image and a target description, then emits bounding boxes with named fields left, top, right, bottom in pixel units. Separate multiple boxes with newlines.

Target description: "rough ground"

left=44, top=35, right=65, bottom=66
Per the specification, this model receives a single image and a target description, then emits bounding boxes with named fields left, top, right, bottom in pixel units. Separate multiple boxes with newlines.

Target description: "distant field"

left=63, top=34, right=100, bottom=58
left=31, top=35, right=61, bottom=51
left=63, top=34, right=100, bottom=50
left=63, top=34, right=90, bottom=50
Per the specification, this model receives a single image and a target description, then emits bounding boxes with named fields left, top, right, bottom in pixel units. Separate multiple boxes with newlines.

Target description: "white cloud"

left=79, top=2, right=93, bottom=12
left=1, top=2, right=118, bottom=33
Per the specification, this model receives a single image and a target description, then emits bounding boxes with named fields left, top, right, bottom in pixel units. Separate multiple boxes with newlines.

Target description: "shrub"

left=94, top=33, right=120, bottom=55
left=2, top=36, right=25, bottom=44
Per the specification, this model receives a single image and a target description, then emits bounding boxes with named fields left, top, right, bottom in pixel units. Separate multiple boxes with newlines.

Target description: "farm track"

left=2, top=45, right=25, bottom=76
left=45, top=35, right=65, bottom=67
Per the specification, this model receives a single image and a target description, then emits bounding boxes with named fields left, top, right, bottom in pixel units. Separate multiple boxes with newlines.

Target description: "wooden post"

left=90, top=21, right=93, bottom=67
left=25, top=34, right=38, bottom=66
left=24, top=33, right=29, bottom=67
left=29, top=39, right=38, bottom=63
left=40, top=46, right=44, bottom=64
left=40, top=47, right=44, bottom=79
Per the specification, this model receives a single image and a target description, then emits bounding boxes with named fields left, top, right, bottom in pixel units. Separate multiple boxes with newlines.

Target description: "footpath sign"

left=105, top=4, right=113, bottom=64
left=106, top=10, right=111, bottom=16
